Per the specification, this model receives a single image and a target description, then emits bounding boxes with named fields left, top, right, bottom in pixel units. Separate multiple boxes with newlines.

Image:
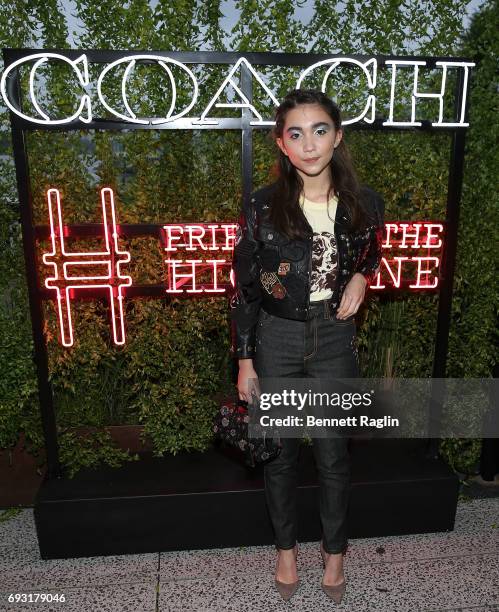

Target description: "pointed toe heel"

left=321, top=578, right=346, bottom=604
left=275, top=578, right=300, bottom=601
left=274, top=544, right=300, bottom=601
left=320, top=541, right=347, bottom=603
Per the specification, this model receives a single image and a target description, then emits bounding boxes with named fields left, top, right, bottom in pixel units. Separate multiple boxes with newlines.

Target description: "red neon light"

left=42, top=187, right=132, bottom=346
left=164, top=259, right=228, bottom=293
left=370, top=256, right=441, bottom=289
left=370, top=221, right=443, bottom=290
left=41, top=209, right=445, bottom=346
left=409, top=256, right=440, bottom=289
left=162, top=223, right=237, bottom=251
left=370, top=256, right=409, bottom=289
left=161, top=223, right=236, bottom=293
left=382, top=222, right=443, bottom=249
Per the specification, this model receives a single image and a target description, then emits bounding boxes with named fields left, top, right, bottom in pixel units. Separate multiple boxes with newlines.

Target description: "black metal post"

left=426, top=67, right=469, bottom=457
left=7, top=62, right=61, bottom=477
left=241, top=60, right=254, bottom=206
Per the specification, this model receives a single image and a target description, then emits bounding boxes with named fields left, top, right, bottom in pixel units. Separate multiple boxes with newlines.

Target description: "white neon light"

left=164, top=259, right=202, bottom=293
left=296, top=58, right=377, bottom=125
left=206, top=224, right=220, bottom=251
left=163, top=225, right=186, bottom=252
left=371, top=256, right=409, bottom=289
left=382, top=223, right=401, bottom=248
left=96, top=55, right=199, bottom=125
left=1, top=53, right=475, bottom=127
left=221, top=224, right=238, bottom=250
left=433, top=62, right=475, bottom=127
left=1, top=53, right=91, bottom=125
left=42, top=187, right=132, bottom=346
left=185, top=225, right=207, bottom=251
left=383, top=60, right=426, bottom=127
left=164, top=259, right=229, bottom=293
left=383, top=60, right=476, bottom=127
left=398, top=223, right=422, bottom=248
left=191, top=57, right=280, bottom=126
left=162, top=223, right=238, bottom=251
left=381, top=222, right=444, bottom=249
left=409, top=257, right=440, bottom=289
left=206, top=260, right=226, bottom=292
left=120, top=60, right=148, bottom=125
left=370, top=256, right=441, bottom=290
left=29, top=57, right=52, bottom=121
left=421, top=223, right=443, bottom=248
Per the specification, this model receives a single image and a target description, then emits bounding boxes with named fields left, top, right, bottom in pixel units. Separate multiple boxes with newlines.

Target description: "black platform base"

left=34, top=439, right=459, bottom=559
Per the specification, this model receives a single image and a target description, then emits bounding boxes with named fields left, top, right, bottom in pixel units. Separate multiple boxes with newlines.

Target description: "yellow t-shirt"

left=299, top=193, right=339, bottom=302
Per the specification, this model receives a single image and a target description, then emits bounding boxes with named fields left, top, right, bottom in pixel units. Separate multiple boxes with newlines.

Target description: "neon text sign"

left=41, top=188, right=444, bottom=346
left=162, top=224, right=237, bottom=293
left=1, top=54, right=475, bottom=128
left=372, top=222, right=444, bottom=290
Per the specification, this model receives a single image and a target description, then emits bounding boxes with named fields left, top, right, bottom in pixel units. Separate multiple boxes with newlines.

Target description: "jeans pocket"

left=259, top=308, right=274, bottom=323
left=259, top=308, right=274, bottom=326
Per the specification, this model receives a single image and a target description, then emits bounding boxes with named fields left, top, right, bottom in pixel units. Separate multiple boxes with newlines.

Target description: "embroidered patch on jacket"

left=271, top=283, right=286, bottom=299
left=278, top=262, right=290, bottom=276
left=260, top=271, right=279, bottom=294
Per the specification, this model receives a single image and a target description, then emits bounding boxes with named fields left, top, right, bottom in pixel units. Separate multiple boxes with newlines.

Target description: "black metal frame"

left=2, top=49, right=474, bottom=476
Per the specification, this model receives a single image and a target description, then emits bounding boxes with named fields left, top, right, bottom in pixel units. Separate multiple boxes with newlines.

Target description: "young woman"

left=230, top=89, right=384, bottom=602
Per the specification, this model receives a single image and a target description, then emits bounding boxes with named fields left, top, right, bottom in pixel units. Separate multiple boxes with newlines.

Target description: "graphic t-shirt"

left=299, top=192, right=339, bottom=302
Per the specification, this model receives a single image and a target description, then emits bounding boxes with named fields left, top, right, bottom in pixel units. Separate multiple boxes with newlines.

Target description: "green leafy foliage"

left=0, top=0, right=495, bottom=478
left=58, top=429, right=139, bottom=478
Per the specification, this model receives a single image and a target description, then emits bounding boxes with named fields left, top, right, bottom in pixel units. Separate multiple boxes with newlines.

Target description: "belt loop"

left=324, top=299, right=330, bottom=320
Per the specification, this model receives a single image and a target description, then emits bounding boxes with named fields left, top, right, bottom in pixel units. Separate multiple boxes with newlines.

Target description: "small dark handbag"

left=213, top=396, right=281, bottom=468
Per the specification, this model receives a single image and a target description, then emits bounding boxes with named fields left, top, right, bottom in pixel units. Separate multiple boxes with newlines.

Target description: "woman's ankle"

left=276, top=547, right=299, bottom=582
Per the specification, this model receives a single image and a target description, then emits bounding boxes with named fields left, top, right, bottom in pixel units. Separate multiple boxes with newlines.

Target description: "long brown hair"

left=269, top=89, right=366, bottom=239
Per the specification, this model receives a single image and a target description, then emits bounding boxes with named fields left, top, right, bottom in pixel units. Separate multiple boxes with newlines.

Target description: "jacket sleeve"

left=229, top=197, right=262, bottom=359
left=356, top=192, right=385, bottom=286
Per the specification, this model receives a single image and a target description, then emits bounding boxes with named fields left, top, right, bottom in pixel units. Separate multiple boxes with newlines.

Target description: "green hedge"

left=0, top=0, right=496, bottom=477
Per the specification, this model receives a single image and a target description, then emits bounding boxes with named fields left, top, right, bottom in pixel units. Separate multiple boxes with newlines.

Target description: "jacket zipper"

left=336, top=233, right=343, bottom=311
left=306, top=231, right=312, bottom=314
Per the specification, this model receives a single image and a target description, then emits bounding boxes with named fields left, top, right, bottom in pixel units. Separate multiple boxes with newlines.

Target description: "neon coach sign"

left=1, top=53, right=474, bottom=127
left=2, top=49, right=473, bottom=354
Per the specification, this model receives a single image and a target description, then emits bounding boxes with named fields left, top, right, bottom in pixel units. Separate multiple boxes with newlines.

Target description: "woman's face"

left=275, top=103, right=342, bottom=179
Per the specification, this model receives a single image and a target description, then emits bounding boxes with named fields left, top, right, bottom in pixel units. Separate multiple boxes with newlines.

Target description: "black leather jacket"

left=230, top=181, right=385, bottom=359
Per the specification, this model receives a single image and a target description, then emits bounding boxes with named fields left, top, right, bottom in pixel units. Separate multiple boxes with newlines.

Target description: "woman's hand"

left=336, top=273, right=368, bottom=319
left=237, top=359, right=259, bottom=402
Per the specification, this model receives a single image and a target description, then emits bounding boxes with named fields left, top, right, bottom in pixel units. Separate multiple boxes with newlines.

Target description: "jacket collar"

left=256, top=181, right=351, bottom=232
left=335, top=195, right=350, bottom=229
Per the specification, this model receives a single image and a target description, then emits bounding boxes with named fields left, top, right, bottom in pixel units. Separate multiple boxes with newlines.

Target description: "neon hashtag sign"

left=41, top=190, right=445, bottom=347
left=42, top=187, right=132, bottom=346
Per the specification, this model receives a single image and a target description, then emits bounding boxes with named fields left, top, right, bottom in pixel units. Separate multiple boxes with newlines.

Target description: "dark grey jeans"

left=253, top=300, right=359, bottom=554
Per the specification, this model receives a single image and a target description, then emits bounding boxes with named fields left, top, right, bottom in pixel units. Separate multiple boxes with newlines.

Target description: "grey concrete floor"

left=0, top=497, right=498, bottom=612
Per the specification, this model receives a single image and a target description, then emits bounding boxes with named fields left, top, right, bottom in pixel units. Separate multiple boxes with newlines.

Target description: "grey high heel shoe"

left=320, top=540, right=347, bottom=604
left=274, top=544, right=300, bottom=601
